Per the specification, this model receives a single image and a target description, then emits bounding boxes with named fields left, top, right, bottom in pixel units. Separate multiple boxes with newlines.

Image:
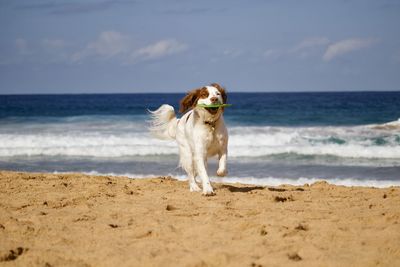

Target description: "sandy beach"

left=0, top=170, right=399, bottom=266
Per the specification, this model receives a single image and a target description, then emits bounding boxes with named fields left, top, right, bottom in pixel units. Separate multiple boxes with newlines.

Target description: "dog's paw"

left=202, top=190, right=215, bottom=196
left=217, top=168, right=227, bottom=177
left=189, top=183, right=201, bottom=192
left=202, top=186, right=215, bottom=196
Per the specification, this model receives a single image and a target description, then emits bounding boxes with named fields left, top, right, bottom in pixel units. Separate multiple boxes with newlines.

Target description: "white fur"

left=148, top=104, right=177, bottom=140
left=149, top=86, right=228, bottom=196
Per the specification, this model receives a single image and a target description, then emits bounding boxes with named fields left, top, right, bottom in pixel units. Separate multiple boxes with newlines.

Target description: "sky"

left=1, top=0, right=400, bottom=94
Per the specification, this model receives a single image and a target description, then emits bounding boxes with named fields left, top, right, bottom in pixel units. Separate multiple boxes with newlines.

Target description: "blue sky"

left=1, top=0, right=400, bottom=94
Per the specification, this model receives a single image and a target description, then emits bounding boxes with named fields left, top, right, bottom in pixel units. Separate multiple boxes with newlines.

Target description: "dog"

left=149, top=83, right=228, bottom=196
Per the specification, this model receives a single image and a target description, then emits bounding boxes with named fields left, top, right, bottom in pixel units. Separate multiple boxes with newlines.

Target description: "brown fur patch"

left=199, top=87, right=209, bottom=99
left=211, top=83, right=227, bottom=104
left=179, top=87, right=206, bottom=113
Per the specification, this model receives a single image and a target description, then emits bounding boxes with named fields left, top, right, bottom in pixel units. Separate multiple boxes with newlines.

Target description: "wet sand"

left=1, top=170, right=399, bottom=266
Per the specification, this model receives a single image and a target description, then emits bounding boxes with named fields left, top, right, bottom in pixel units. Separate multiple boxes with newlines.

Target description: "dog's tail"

left=148, top=104, right=178, bottom=140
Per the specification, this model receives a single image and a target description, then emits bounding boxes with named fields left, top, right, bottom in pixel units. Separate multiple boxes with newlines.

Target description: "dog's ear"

left=179, top=89, right=200, bottom=113
left=211, top=83, right=227, bottom=103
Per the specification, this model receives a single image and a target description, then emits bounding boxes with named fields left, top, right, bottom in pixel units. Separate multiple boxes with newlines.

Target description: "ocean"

left=1, top=92, right=399, bottom=187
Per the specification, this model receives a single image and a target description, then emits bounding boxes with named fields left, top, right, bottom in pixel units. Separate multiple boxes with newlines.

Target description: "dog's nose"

left=210, top=97, right=218, bottom=103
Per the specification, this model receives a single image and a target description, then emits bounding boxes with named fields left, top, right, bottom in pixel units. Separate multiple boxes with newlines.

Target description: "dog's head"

left=179, top=83, right=227, bottom=114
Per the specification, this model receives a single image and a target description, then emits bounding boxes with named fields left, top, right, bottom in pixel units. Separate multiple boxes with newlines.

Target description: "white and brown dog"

left=149, top=83, right=228, bottom=195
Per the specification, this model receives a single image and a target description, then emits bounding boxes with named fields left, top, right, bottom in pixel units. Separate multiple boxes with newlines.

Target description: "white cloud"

left=323, top=38, right=377, bottom=61
left=132, top=39, right=187, bottom=61
left=72, top=31, right=132, bottom=62
left=87, top=31, right=131, bottom=57
left=290, top=37, right=330, bottom=53
left=15, top=38, right=30, bottom=55
left=263, top=37, right=378, bottom=62
left=71, top=32, right=187, bottom=64
left=264, top=37, right=329, bottom=61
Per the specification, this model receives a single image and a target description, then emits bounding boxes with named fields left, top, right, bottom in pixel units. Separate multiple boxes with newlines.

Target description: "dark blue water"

left=1, top=92, right=399, bottom=126
left=0, top=92, right=399, bottom=186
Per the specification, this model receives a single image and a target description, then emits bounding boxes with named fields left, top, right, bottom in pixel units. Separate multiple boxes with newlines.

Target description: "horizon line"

left=1, top=89, right=400, bottom=96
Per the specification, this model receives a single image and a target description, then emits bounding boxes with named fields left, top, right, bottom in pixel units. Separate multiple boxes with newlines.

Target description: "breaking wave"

left=1, top=119, right=399, bottom=160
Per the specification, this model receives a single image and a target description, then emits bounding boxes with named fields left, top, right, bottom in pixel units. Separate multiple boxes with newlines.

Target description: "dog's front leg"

left=217, top=151, right=227, bottom=177
left=217, top=130, right=228, bottom=177
left=193, top=143, right=214, bottom=196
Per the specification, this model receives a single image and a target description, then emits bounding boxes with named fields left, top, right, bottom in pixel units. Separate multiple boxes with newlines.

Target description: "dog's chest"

left=204, top=126, right=224, bottom=155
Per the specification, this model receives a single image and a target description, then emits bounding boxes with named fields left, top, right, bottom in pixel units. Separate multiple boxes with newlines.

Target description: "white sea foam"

left=67, top=171, right=400, bottom=188
left=1, top=120, right=399, bottom=159
left=228, top=124, right=400, bottom=159
left=0, top=133, right=177, bottom=157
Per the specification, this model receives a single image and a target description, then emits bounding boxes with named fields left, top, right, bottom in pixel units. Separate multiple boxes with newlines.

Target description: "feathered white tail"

left=148, top=104, right=178, bottom=140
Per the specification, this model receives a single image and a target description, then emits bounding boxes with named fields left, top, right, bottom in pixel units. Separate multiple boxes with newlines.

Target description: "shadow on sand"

left=219, top=184, right=265, bottom=193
